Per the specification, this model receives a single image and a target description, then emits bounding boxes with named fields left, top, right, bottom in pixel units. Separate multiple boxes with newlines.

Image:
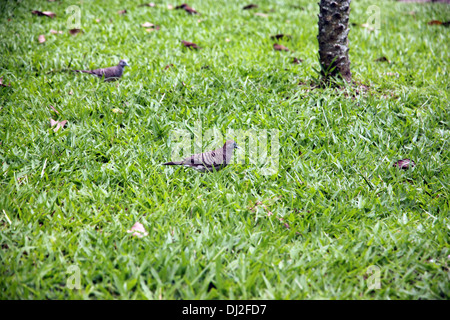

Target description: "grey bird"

left=74, top=59, right=129, bottom=81
left=163, top=140, right=239, bottom=172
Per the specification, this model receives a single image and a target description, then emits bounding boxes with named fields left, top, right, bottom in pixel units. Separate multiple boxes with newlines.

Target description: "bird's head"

left=119, top=59, right=129, bottom=67
left=224, top=140, right=239, bottom=150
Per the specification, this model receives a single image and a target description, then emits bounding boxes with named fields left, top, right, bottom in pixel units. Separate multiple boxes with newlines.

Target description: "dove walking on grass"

left=163, top=140, right=239, bottom=172
left=74, top=59, right=129, bottom=81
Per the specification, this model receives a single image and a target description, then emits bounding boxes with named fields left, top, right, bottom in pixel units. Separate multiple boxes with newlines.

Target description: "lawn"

left=0, top=0, right=449, bottom=299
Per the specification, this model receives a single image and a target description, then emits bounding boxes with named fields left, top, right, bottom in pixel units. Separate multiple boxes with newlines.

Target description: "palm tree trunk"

left=317, top=0, right=352, bottom=83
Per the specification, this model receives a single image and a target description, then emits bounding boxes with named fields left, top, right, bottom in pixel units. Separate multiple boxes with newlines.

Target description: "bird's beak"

left=125, top=61, right=130, bottom=66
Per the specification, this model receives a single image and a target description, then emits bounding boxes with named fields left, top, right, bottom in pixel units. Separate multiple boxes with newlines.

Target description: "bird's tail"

left=163, top=161, right=183, bottom=165
left=73, top=70, right=92, bottom=74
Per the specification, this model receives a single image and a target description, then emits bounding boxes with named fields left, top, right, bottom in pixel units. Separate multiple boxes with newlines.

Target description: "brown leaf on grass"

left=50, top=119, right=67, bottom=132
left=141, top=22, right=155, bottom=27
left=254, top=12, right=269, bottom=18
left=31, top=10, right=56, bottom=18
left=164, top=64, right=174, bottom=70
left=375, top=56, right=391, bottom=63
left=182, top=40, right=201, bottom=49
left=38, top=35, right=46, bottom=43
left=68, top=28, right=83, bottom=35
left=273, top=43, right=290, bottom=51
left=270, top=34, right=292, bottom=40
left=0, top=77, right=11, bottom=87
left=393, top=159, right=416, bottom=170
left=118, top=9, right=127, bottom=15
left=50, top=29, right=63, bottom=34
left=361, top=23, right=375, bottom=31
left=139, top=2, right=156, bottom=7
left=127, top=222, right=148, bottom=238
left=428, top=20, right=450, bottom=26
left=175, top=3, right=199, bottom=14
left=428, top=20, right=442, bottom=25
left=141, top=22, right=160, bottom=31
left=292, top=57, right=303, bottom=64
left=352, top=22, right=375, bottom=31
left=243, top=4, right=258, bottom=10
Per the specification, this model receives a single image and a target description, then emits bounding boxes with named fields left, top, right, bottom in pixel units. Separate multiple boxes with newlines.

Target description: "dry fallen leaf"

left=375, top=56, right=391, bottom=63
left=164, top=64, right=174, bottom=70
left=127, top=222, right=148, bottom=238
left=118, top=9, right=127, bottom=15
left=38, top=35, right=46, bottom=43
left=393, top=159, right=416, bottom=170
left=292, top=57, right=303, bottom=64
left=141, top=22, right=155, bottom=28
left=273, top=43, right=290, bottom=51
left=243, top=4, right=258, bottom=10
left=429, top=20, right=443, bottom=25
left=0, top=77, right=11, bottom=87
left=360, top=23, right=375, bottom=31
left=31, top=10, right=56, bottom=18
left=50, top=119, right=67, bottom=132
left=271, top=34, right=291, bottom=40
left=112, top=108, right=124, bottom=114
left=69, top=28, right=83, bottom=35
left=139, top=2, right=156, bottom=7
left=175, top=3, right=199, bottom=14
left=142, top=22, right=160, bottom=31
left=182, top=40, right=201, bottom=49
left=428, top=20, right=450, bottom=26
left=49, top=105, right=60, bottom=114
left=254, top=12, right=269, bottom=18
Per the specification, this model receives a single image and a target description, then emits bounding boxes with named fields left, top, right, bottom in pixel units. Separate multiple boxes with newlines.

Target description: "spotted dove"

left=74, top=59, right=129, bottom=81
left=163, top=140, right=239, bottom=172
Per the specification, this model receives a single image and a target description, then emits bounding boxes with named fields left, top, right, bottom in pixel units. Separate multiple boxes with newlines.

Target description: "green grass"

left=0, top=0, right=449, bottom=299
